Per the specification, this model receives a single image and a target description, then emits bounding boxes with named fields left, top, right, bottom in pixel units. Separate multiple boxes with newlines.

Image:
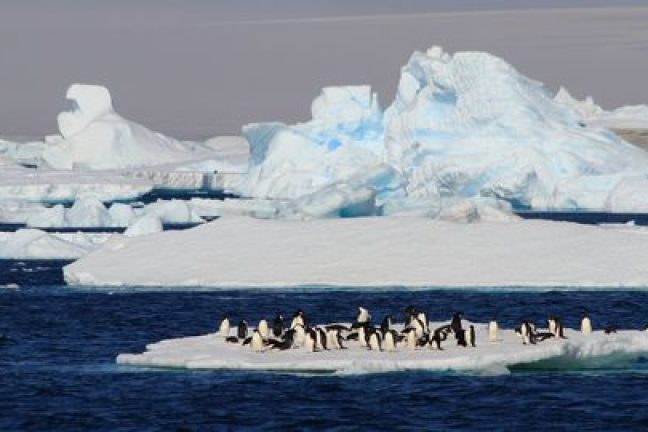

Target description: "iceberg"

left=42, top=84, right=222, bottom=170
left=117, top=325, right=648, bottom=374
left=240, top=47, right=648, bottom=215
left=0, top=229, right=111, bottom=259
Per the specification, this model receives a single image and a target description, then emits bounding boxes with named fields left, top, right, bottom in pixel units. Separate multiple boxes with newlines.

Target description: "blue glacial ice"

left=240, top=47, right=648, bottom=217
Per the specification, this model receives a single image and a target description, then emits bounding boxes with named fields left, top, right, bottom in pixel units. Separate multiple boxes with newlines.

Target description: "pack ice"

left=117, top=325, right=648, bottom=374
left=241, top=47, right=648, bottom=216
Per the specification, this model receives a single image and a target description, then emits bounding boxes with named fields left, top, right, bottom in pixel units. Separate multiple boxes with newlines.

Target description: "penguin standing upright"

left=272, top=315, right=284, bottom=337
left=356, top=307, right=371, bottom=324
left=304, top=329, right=317, bottom=352
left=404, top=329, right=417, bottom=351
left=547, top=316, right=557, bottom=336
left=581, top=312, right=593, bottom=335
left=218, top=315, right=230, bottom=338
left=293, top=324, right=306, bottom=347
left=488, top=320, right=498, bottom=343
left=367, top=330, right=382, bottom=351
left=466, top=325, right=476, bottom=347
left=380, top=315, right=392, bottom=334
left=416, top=311, right=429, bottom=334
left=326, top=328, right=340, bottom=349
left=384, top=330, right=397, bottom=352
left=291, top=309, right=305, bottom=329
left=251, top=330, right=264, bottom=352
left=258, top=319, right=269, bottom=339
left=451, top=312, right=464, bottom=339
left=237, top=320, right=248, bottom=339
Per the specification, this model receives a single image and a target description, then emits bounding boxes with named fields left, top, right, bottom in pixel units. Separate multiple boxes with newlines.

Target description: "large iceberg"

left=240, top=47, right=648, bottom=214
left=42, top=84, right=221, bottom=170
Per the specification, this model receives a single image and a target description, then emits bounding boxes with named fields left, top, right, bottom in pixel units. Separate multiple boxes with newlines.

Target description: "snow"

left=124, top=215, right=163, bottom=237
left=42, top=84, right=235, bottom=171
left=554, top=87, right=648, bottom=129
left=0, top=229, right=112, bottom=259
left=240, top=47, right=648, bottom=215
left=64, top=216, right=648, bottom=288
left=116, top=324, right=648, bottom=374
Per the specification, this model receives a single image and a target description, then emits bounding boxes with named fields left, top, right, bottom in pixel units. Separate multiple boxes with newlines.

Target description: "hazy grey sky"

left=1, top=1, right=648, bottom=138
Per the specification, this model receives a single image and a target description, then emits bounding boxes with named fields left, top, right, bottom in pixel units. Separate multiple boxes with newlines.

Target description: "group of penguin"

left=214, top=307, right=633, bottom=353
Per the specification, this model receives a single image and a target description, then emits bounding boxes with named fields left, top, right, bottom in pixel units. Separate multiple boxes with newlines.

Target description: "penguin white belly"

left=291, top=316, right=304, bottom=329
left=384, top=332, right=396, bottom=352
left=251, top=332, right=264, bottom=352
left=294, top=326, right=305, bottom=347
left=326, top=330, right=339, bottom=350
left=258, top=320, right=269, bottom=339
left=304, top=335, right=316, bottom=352
left=487, top=321, right=498, bottom=343
left=581, top=318, right=592, bottom=335
left=219, top=320, right=230, bottom=338
left=368, top=333, right=381, bottom=351
left=406, top=332, right=417, bottom=351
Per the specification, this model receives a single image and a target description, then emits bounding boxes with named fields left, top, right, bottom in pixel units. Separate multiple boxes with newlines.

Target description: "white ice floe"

left=554, top=87, right=648, bottom=129
left=0, top=229, right=112, bottom=259
left=116, top=325, right=648, bottom=374
left=64, top=216, right=648, bottom=288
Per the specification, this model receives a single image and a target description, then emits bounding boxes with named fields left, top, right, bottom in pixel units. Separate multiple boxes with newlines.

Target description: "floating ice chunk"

left=66, top=197, right=112, bottom=227
left=141, top=200, right=203, bottom=224
left=124, top=215, right=163, bottom=237
left=57, top=84, right=113, bottom=138
left=0, top=229, right=94, bottom=259
left=108, top=203, right=137, bottom=227
left=116, top=326, right=648, bottom=374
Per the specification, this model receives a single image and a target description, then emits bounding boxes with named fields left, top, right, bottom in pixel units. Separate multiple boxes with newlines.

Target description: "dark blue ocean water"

left=2, top=260, right=648, bottom=431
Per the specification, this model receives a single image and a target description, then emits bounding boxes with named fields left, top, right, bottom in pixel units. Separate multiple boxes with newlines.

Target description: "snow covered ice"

left=117, top=324, right=648, bottom=374
left=64, top=216, right=648, bottom=288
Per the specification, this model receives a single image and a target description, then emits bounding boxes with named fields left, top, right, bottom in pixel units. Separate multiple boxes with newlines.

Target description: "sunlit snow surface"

left=117, top=324, right=648, bottom=374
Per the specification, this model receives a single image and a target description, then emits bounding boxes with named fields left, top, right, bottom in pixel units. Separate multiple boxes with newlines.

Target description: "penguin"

left=404, top=328, right=417, bottom=351
left=317, top=327, right=329, bottom=350
left=487, top=320, right=498, bottom=343
left=466, top=325, right=476, bottom=348
left=268, top=329, right=296, bottom=350
left=290, top=309, right=305, bottom=329
left=258, top=319, right=269, bottom=340
left=404, top=305, right=417, bottom=326
left=367, top=328, right=382, bottom=351
left=225, top=336, right=239, bottom=344
left=293, top=324, right=306, bottom=347
left=251, top=330, right=264, bottom=352
left=456, top=328, right=468, bottom=347
left=408, top=317, right=426, bottom=339
left=450, top=312, right=464, bottom=338
left=604, top=324, right=617, bottom=334
left=581, top=312, right=593, bottom=335
left=380, top=315, right=392, bottom=335
left=218, top=315, right=230, bottom=338
left=357, top=324, right=368, bottom=347
left=304, top=328, right=317, bottom=352
left=553, top=317, right=567, bottom=339
left=517, top=321, right=536, bottom=345
left=416, top=311, right=429, bottom=333
left=237, top=320, right=248, bottom=339
left=547, top=316, right=557, bottom=336
left=326, top=328, right=341, bottom=350
left=356, top=307, right=371, bottom=324
left=384, top=330, right=397, bottom=352
left=430, top=325, right=451, bottom=350
left=272, top=315, right=284, bottom=337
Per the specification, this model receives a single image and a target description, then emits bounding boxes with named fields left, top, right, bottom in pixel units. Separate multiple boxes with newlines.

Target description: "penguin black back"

left=237, top=320, right=248, bottom=339
left=273, top=315, right=284, bottom=337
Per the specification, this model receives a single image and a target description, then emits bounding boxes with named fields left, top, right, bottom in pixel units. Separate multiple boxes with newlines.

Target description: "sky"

left=1, top=0, right=648, bottom=138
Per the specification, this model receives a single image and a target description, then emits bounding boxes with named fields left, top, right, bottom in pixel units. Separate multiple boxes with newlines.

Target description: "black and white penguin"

left=293, top=324, right=306, bottom=347
left=466, top=325, right=476, bottom=348
left=403, top=328, right=417, bottom=351
left=547, top=316, right=557, bottom=336
left=553, top=316, right=567, bottom=339
left=604, top=324, right=617, bottom=334
left=272, top=315, right=284, bottom=337
left=581, top=312, right=592, bottom=335
left=407, top=317, right=426, bottom=339
left=291, top=309, right=306, bottom=329
left=316, top=327, right=329, bottom=350
left=218, top=315, right=230, bottom=338
left=268, top=329, right=296, bottom=350
left=416, top=310, right=429, bottom=333
left=384, top=330, right=397, bottom=352
left=237, top=320, right=248, bottom=339
left=517, top=321, right=536, bottom=345
left=356, top=307, right=371, bottom=324
left=225, top=336, right=239, bottom=344
left=404, top=305, right=417, bottom=326
left=429, top=325, right=452, bottom=350
left=258, top=319, right=269, bottom=340
left=367, top=329, right=382, bottom=351
left=380, top=315, right=392, bottom=335
left=304, top=328, right=318, bottom=352
left=251, top=330, right=264, bottom=352
left=450, top=312, right=464, bottom=338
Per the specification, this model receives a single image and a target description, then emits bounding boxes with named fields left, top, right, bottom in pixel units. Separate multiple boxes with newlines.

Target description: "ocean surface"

left=1, top=260, right=648, bottom=431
